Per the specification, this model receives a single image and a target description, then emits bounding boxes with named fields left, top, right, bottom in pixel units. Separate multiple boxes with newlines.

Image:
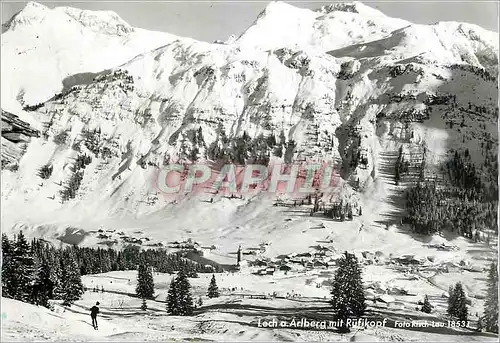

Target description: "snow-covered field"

left=2, top=267, right=498, bottom=341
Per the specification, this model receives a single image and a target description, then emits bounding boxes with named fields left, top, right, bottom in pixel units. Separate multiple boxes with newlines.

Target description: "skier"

left=90, top=302, right=100, bottom=330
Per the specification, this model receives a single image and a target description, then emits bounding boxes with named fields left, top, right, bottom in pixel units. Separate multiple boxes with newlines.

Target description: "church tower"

left=237, top=245, right=242, bottom=266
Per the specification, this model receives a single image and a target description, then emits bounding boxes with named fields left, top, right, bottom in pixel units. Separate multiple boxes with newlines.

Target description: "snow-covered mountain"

left=1, top=1, right=180, bottom=114
left=236, top=1, right=411, bottom=51
left=1, top=1, right=498, bottom=257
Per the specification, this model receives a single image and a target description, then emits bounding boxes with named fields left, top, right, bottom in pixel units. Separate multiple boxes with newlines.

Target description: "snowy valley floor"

left=2, top=172, right=499, bottom=341
left=2, top=269, right=499, bottom=342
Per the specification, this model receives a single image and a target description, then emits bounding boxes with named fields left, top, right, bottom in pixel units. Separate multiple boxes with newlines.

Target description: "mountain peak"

left=263, top=1, right=297, bottom=12
left=316, top=1, right=387, bottom=17
left=255, top=1, right=310, bottom=21
left=3, top=1, right=50, bottom=30
left=55, top=6, right=134, bottom=36
left=56, top=7, right=134, bottom=36
left=3, top=2, right=134, bottom=36
left=22, top=1, right=47, bottom=11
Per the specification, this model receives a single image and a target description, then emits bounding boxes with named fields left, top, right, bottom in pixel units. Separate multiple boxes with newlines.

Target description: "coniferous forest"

left=404, top=149, right=498, bottom=237
left=1, top=231, right=221, bottom=309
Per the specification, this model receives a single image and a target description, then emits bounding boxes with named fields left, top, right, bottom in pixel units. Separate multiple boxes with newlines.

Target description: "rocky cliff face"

left=1, top=2, right=498, bottom=251
left=1, top=110, right=39, bottom=169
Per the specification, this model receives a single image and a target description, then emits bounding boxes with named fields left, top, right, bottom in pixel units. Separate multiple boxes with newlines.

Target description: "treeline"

left=1, top=232, right=221, bottom=309
left=322, top=200, right=355, bottom=221
left=137, top=263, right=220, bottom=314
left=60, top=153, right=92, bottom=202
left=404, top=149, right=498, bottom=236
left=73, top=244, right=221, bottom=276
left=405, top=182, right=497, bottom=236
left=446, top=149, right=482, bottom=192
left=2, top=232, right=84, bottom=308
left=206, top=124, right=296, bottom=165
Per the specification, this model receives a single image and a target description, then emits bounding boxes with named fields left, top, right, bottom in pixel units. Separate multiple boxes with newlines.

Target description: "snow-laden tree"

left=31, top=256, right=53, bottom=308
left=448, top=282, right=468, bottom=322
left=207, top=274, right=220, bottom=298
left=60, top=250, right=84, bottom=306
left=1, top=233, right=18, bottom=299
left=15, top=231, right=35, bottom=302
left=167, top=269, right=194, bottom=316
left=447, top=285, right=455, bottom=316
left=330, top=251, right=366, bottom=332
left=421, top=295, right=432, bottom=313
left=484, top=263, right=498, bottom=333
left=136, top=263, right=155, bottom=299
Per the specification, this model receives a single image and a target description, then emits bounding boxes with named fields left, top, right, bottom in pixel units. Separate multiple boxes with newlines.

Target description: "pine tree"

left=330, top=251, right=366, bottom=332
left=421, top=295, right=432, bottom=313
left=136, top=263, right=155, bottom=299
left=31, top=256, right=53, bottom=308
left=450, top=282, right=468, bottom=322
left=484, top=263, right=498, bottom=333
left=50, top=251, right=64, bottom=300
left=167, top=269, right=194, bottom=316
left=60, top=250, right=84, bottom=306
left=477, top=316, right=484, bottom=332
left=207, top=274, right=220, bottom=298
left=1, top=234, right=18, bottom=299
left=166, top=276, right=178, bottom=315
left=447, top=285, right=456, bottom=317
left=15, top=231, right=35, bottom=302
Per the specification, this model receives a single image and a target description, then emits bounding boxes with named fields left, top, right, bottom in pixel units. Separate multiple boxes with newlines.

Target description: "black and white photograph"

left=0, top=0, right=498, bottom=341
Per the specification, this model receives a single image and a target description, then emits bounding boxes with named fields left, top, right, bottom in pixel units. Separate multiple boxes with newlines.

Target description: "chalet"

left=376, top=294, right=395, bottom=304
left=394, top=255, right=424, bottom=265
left=321, top=279, right=333, bottom=287
left=198, top=247, right=212, bottom=257
left=388, top=301, right=405, bottom=310
left=254, top=269, right=267, bottom=275
left=247, top=247, right=262, bottom=251
left=290, top=257, right=304, bottom=264
left=364, top=288, right=377, bottom=299
left=279, top=264, right=292, bottom=272
left=265, top=267, right=275, bottom=275
left=252, top=259, right=269, bottom=267
left=362, top=251, right=375, bottom=260
left=314, top=251, right=326, bottom=258
left=313, top=260, right=326, bottom=269
left=326, top=261, right=336, bottom=268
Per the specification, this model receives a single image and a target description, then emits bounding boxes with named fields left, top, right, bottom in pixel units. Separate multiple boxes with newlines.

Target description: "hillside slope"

left=1, top=1, right=498, bottom=258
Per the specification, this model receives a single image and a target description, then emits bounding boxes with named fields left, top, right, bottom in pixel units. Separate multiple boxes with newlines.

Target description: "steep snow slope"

left=1, top=1, right=180, bottom=114
left=329, top=21, right=498, bottom=71
left=0, top=2, right=498, bottom=258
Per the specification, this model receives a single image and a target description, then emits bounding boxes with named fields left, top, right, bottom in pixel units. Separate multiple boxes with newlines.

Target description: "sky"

left=1, top=1, right=498, bottom=42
